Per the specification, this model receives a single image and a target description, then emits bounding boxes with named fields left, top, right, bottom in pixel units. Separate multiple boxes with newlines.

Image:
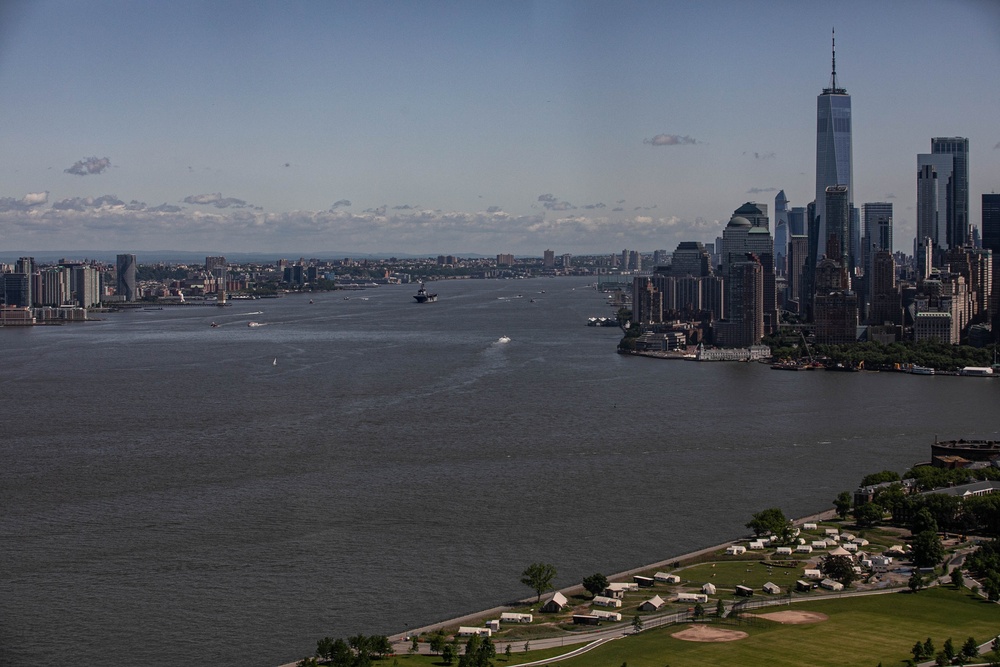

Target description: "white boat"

left=248, top=322, right=263, bottom=328
left=910, top=365, right=935, bottom=375
left=497, top=336, right=511, bottom=344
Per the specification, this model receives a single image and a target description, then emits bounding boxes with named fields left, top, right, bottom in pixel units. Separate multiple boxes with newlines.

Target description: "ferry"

left=413, top=283, right=438, bottom=303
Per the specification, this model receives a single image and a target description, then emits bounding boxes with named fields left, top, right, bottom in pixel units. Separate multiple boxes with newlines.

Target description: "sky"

left=1, top=0, right=998, bottom=257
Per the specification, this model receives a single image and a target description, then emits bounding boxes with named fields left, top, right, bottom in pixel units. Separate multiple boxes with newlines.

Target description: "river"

left=1, top=277, right=997, bottom=666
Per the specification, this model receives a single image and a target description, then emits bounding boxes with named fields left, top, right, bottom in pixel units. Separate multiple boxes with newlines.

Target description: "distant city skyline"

left=1, top=1, right=998, bottom=255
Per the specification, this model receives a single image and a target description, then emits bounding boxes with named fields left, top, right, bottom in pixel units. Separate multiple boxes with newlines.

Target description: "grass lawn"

left=389, top=644, right=570, bottom=666
left=678, top=561, right=803, bottom=593
left=548, top=587, right=1000, bottom=667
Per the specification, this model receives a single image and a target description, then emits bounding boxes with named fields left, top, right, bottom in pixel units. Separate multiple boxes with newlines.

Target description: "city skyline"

left=1, top=1, right=998, bottom=255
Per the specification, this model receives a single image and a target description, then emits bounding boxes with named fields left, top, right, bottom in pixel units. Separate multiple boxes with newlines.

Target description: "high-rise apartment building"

left=543, top=249, right=555, bottom=268
left=983, top=194, right=1000, bottom=255
left=814, top=31, right=853, bottom=269
left=932, top=137, right=969, bottom=248
left=670, top=241, right=711, bottom=277
left=917, top=153, right=952, bottom=255
left=116, top=253, right=137, bottom=302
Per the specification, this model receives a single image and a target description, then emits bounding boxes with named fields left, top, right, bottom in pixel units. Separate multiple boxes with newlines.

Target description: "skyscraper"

left=116, top=253, right=137, bottom=302
left=932, top=137, right=969, bottom=248
left=984, top=194, right=1000, bottom=255
left=824, top=185, right=850, bottom=267
left=917, top=152, right=952, bottom=254
left=774, top=190, right=789, bottom=276
left=814, top=30, right=853, bottom=267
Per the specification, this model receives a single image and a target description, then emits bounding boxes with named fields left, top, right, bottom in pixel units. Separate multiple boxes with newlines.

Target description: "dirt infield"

left=671, top=625, right=749, bottom=642
left=756, top=610, right=829, bottom=624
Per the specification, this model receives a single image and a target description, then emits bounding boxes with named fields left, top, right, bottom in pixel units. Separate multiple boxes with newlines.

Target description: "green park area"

left=548, top=588, right=999, bottom=667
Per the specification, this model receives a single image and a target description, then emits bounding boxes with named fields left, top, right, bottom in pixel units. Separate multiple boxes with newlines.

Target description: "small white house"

left=592, top=595, right=622, bottom=608
left=776, top=546, right=793, bottom=556
left=726, top=545, right=747, bottom=556
left=500, top=613, right=532, bottom=624
left=811, top=540, right=828, bottom=549
left=803, top=522, right=818, bottom=530
left=763, top=582, right=781, bottom=595
left=701, top=583, right=717, bottom=595
left=748, top=540, right=766, bottom=550
left=853, top=538, right=870, bottom=547
left=676, top=592, right=708, bottom=604
left=803, top=568, right=823, bottom=579
left=458, top=627, right=492, bottom=637
left=820, top=578, right=844, bottom=592
left=639, top=595, right=665, bottom=611
left=841, top=533, right=856, bottom=542
left=485, top=619, right=500, bottom=632
left=654, top=572, right=681, bottom=584
left=825, top=528, right=840, bottom=536
left=842, top=542, right=859, bottom=552
left=796, top=545, right=814, bottom=554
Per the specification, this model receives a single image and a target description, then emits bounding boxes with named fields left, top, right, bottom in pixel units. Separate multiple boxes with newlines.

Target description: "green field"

left=678, top=561, right=804, bottom=594
left=546, top=588, right=1000, bottom=667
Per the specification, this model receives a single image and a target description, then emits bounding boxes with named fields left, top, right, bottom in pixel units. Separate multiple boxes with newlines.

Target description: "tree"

left=821, top=554, right=857, bottom=587
left=409, top=636, right=419, bottom=655
left=371, top=635, right=393, bottom=659
left=429, top=631, right=446, bottom=655
left=912, top=530, right=945, bottom=568
left=746, top=507, right=793, bottom=542
left=716, top=598, right=726, bottom=617
left=952, top=566, right=965, bottom=588
left=913, top=640, right=927, bottom=661
left=632, top=614, right=643, bottom=633
left=861, top=470, right=901, bottom=487
left=693, top=603, right=705, bottom=618
left=908, top=571, right=926, bottom=592
left=853, top=502, right=884, bottom=528
left=924, top=637, right=935, bottom=659
left=317, top=637, right=336, bottom=660
left=582, top=573, right=609, bottom=599
left=944, top=638, right=956, bottom=661
left=962, top=636, right=980, bottom=660
left=834, top=491, right=853, bottom=519
left=504, top=644, right=512, bottom=661
left=523, top=641, right=530, bottom=654
left=912, top=507, right=939, bottom=536
left=442, top=644, right=456, bottom=666
left=330, top=639, right=353, bottom=667
left=521, top=562, right=557, bottom=602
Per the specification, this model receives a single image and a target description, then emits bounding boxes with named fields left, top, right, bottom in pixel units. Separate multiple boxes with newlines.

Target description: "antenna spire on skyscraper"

left=831, top=27, right=838, bottom=90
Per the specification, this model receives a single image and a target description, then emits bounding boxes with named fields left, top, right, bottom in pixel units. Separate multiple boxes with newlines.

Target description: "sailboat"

left=272, top=358, right=277, bottom=366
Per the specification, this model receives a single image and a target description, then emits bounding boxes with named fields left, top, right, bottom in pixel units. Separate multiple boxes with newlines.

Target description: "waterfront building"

left=814, top=31, right=853, bottom=275
left=813, top=257, right=858, bottom=344
left=543, top=249, right=555, bottom=269
left=722, top=211, right=776, bottom=331
left=862, top=202, right=893, bottom=317
left=932, top=137, right=970, bottom=249
left=714, top=253, right=764, bottom=348
left=561, top=254, right=572, bottom=269
left=38, top=267, right=71, bottom=307
left=3, top=272, right=32, bottom=308
left=73, top=265, right=101, bottom=308
left=116, top=253, right=137, bottom=302
left=914, top=311, right=954, bottom=344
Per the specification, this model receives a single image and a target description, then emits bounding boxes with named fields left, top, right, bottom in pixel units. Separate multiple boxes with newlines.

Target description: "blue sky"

left=1, top=0, right=998, bottom=256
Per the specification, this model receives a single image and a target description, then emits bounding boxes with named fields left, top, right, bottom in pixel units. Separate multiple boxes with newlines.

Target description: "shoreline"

left=278, top=507, right=837, bottom=666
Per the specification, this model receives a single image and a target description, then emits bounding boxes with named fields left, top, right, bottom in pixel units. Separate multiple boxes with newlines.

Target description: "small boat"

left=309, top=299, right=314, bottom=304
left=272, top=358, right=277, bottom=366
left=248, top=322, right=263, bottom=328
left=910, top=365, right=935, bottom=375
left=497, top=336, right=511, bottom=344
left=210, top=322, right=219, bottom=328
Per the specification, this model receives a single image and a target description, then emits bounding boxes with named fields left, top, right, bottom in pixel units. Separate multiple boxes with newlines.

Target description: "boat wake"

left=495, top=336, right=511, bottom=344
